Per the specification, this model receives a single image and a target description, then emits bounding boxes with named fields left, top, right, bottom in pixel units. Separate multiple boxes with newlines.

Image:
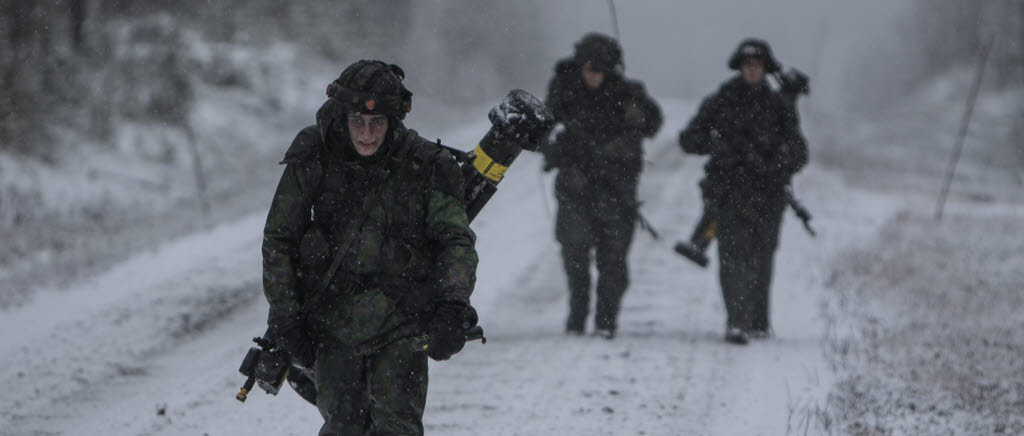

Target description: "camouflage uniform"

left=678, top=39, right=808, bottom=339
left=262, top=61, right=477, bottom=435
left=543, top=34, right=662, bottom=336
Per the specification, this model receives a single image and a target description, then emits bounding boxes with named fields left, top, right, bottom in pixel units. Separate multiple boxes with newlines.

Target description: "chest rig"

left=297, top=127, right=439, bottom=302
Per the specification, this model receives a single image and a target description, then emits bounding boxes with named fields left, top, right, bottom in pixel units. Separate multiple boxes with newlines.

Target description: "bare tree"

left=909, top=0, right=1023, bottom=87
left=70, top=0, right=86, bottom=52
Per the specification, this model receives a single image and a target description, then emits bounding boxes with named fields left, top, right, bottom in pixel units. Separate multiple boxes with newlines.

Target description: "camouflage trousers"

left=315, top=338, right=428, bottom=436
left=715, top=200, right=785, bottom=333
left=555, top=193, right=636, bottom=333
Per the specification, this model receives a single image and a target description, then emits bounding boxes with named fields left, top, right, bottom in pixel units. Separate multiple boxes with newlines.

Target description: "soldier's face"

left=347, top=114, right=389, bottom=156
left=741, top=58, right=765, bottom=85
left=581, top=62, right=605, bottom=89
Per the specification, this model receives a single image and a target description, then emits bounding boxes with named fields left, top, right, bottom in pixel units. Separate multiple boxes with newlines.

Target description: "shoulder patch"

left=279, top=125, right=323, bottom=165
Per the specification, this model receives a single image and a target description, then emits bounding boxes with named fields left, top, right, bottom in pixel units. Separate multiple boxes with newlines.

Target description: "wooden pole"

left=607, top=0, right=620, bottom=40
left=934, top=37, right=994, bottom=220
left=185, top=124, right=211, bottom=220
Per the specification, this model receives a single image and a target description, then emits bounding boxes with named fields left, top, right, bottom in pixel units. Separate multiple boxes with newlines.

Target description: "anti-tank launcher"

left=444, top=88, right=554, bottom=221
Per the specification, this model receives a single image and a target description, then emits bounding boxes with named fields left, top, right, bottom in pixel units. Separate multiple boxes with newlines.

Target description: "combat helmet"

left=574, top=33, right=624, bottom=74
left=327, top=60, right=413, bottom=119
left=316, top=60, right=413, bottom=143
left=728, top=38, right=780, bottom=73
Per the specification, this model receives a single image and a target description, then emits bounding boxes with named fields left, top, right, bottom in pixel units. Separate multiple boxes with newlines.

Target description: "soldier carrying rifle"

left=541, top=33, right=663, bottom=339
left=676, top=39, right=809, bottom=345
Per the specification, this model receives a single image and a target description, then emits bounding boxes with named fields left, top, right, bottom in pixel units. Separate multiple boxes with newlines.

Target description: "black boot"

left=592, top=328, right=615, bottom=340
left=724, top=327, right=749, bottom=345
left=566, top=316, right=586, bottom=335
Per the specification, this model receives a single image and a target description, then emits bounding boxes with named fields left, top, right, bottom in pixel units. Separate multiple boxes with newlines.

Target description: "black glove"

left=778, top=68, right=810, bottom=96
left=541, top=143, right=561, bottom=172
left=269, top=318, right=316, bottom=370
left=624, top=101, right=647, bottom=130
left=427, top=301, right=479, bottom=361
left=708, top=129, right=729, bottom=156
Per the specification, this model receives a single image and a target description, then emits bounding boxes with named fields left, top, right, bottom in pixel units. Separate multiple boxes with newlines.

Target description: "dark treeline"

left=0, top=0, right=418, bottom=156
left=902, top=0, right=1024, bottom=150
left=906, top=0, right=1023, bottom=88
left=0, top=1, right=1020, bottom=158
left=0, top=0, right=554, bottom=156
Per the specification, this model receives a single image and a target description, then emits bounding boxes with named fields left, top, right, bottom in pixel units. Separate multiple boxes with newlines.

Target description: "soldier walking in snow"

left=677, top=38, right=808, bottom=345
left=542, top=33, right=662, bottom=339
left=261, top=60, right=480, bottom=434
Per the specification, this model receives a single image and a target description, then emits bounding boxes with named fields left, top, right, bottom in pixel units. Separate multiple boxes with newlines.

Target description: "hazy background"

left=1, top=3, right=1022, bottom=434
left=0, top=0, right=1021, bottom=277
left=3, top=0, right=1021, bottom=155
left=360, top=0, right=1021, bottom=112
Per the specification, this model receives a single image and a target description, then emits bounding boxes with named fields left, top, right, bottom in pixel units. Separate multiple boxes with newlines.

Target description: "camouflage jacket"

left=261, top=124, right=478, bottom=343
left=679, top=76, right=808, bottom=207
left=543, top=58, right=662, bottom=204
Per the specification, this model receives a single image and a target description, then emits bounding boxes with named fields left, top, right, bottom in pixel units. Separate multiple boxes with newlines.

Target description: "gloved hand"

left=778, top=68, right=810, bottom=96
left=737, top=142, right=768, bottom=175
left=543, top=158, right=558, bottom=172
left=270, top=318, right=316, bottom=370
left=708, top=130, right=730, bottom=157
left=541, top=145, right=561, bottom=172
left=427, top=300, right=479, bottom=361
left=623, top=100, right=647, bottom=129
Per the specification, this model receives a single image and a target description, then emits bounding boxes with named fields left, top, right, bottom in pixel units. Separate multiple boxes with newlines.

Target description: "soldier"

left=261, top=60, right=480, bottom=435
left=542, top=33, right=662, bottom=339
left=678, top=38, right=808, bottom=345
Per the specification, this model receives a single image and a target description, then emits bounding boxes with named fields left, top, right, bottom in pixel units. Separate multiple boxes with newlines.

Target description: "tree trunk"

left=70, top=0, right=86, bottom=53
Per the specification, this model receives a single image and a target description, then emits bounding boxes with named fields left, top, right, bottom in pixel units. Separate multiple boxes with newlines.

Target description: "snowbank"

left=819, top=71, right=1024, bottom=434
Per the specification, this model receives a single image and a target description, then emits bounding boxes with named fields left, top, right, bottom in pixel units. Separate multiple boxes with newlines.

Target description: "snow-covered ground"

left=0, top=39, right=332, bottom=309
left=813, top=75, right=1024, bottom=435
left=2, top=74, right=1021, bottom=435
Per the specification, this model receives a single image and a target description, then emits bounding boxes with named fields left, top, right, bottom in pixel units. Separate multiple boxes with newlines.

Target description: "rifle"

left=636, top=210, right=660, bottom=240
left=673, top=184, right=815, bottom=267
left=235, top=335, right=287, bottom=402
left=784, top=185, right=815, bottom=237
left=237, top=89, right=552, bottom=404
left=236, top=325, right=486, bottom=403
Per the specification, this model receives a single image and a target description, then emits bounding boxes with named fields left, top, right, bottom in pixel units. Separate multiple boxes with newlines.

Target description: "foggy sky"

left=379, top=0, right=914, bottom=114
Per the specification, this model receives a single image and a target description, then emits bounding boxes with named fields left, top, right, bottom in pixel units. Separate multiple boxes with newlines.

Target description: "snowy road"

left=1, top=101, right=902, bottom=435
